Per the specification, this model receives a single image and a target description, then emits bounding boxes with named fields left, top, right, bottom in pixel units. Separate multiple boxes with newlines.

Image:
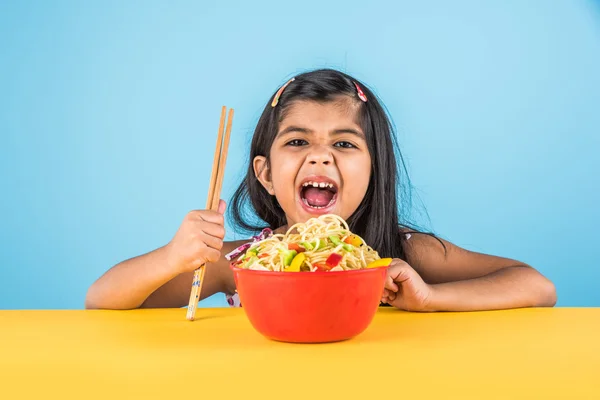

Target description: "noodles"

left=232, top=214, right=391, bottom=272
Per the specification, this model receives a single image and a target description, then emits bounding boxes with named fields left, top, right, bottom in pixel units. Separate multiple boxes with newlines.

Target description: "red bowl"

left=231, top=265, right=389, bottom=343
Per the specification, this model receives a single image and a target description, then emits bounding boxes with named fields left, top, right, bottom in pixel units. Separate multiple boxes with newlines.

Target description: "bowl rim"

left=230, top=263, right=389, bottom=276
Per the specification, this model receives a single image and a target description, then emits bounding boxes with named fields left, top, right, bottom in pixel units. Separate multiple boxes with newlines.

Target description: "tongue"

left=303, top=187, right=334, bottom=207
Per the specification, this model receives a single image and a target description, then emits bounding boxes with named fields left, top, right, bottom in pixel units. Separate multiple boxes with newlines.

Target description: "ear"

left=253, top=155, right=275, bottom=195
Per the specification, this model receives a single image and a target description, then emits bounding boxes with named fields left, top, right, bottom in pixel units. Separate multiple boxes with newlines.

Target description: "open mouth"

left=299, top=178, right=338, bottom=210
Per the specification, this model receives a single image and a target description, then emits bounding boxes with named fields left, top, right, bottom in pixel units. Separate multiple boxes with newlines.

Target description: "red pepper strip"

left=258, top=253, right=270, bottom=259
left=314, top=263, right=331, bottom=271
left=288, top=243, right=305, bottom=253
left=325, top=253, right=343, bottom=267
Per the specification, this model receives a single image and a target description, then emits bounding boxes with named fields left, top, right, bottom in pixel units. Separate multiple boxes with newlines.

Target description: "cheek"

left=269, top=153, right=300, bottom=196
left=341, top=154, right=371, bottom=191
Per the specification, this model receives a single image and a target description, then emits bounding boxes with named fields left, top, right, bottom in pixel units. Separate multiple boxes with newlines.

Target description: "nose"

left=307, top=145, right=333, bottom=165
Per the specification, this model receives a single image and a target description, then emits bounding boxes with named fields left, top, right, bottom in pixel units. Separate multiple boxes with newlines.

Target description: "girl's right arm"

left=85, top=200, right=239, bottom=310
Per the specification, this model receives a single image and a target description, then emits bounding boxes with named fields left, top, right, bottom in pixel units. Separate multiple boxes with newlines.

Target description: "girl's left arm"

left=382, top=234, right=557, bottom=312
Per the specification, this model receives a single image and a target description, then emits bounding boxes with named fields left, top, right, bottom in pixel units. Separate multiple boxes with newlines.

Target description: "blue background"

left=1, top=0, right=599, bottom=309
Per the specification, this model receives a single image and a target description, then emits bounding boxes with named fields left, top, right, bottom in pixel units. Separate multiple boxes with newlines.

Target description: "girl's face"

left=254, top=98, right=372, bottom=227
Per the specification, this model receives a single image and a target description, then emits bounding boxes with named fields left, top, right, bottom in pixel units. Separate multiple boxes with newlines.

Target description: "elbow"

left=514, top=265, right=557, bottom=308
left=84, top=287, right=101, bottom=309
left=542, top=279, right=558, bottom=307
left=533, top=275, right=557, bottom=308
left=85, top=284, right=112, bottom=310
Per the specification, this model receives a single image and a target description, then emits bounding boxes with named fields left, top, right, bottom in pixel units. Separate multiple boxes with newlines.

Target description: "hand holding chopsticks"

left=186, top=106, right=234, bottom=321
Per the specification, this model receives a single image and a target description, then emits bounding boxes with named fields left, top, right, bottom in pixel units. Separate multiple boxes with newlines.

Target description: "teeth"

left=301, top=181, right=335, bottom=189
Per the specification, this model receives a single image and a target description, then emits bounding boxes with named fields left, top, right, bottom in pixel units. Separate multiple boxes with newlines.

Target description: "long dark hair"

left=229, top=68, right=428, bottom=260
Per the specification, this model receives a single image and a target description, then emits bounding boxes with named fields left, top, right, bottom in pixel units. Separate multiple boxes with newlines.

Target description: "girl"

left=85, top=69, right=556, bottom=311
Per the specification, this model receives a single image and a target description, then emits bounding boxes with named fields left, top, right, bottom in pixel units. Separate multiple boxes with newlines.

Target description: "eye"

left=333, top=141, right=357, bottom=149
left=286, top=139, right=308, bottom=146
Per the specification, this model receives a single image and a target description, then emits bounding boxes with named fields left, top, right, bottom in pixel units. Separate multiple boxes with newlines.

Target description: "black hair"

left=229, top=68, right=434, bottom=260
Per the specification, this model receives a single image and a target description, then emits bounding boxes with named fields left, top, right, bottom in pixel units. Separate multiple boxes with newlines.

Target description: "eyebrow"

left=278, top=126, right=365, bottom=139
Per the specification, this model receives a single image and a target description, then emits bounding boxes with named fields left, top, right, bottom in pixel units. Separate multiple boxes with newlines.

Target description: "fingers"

left=187, top=209, right=225, bottom=225
left=217, top=199, right=227, bottom=215
left=385, top=276, right=399, bottom=293
left=383, top=259, right=413, bottom=302
left=203, top=248, right=222, bottom=264
left=191, top=247, right=221, bottom=266
left=388, top=261, right=413, bottom=284
left=384, top=259, right=410, bottom=292
left=199, top=221, right=226, bottom=239
left=387, top=291, right=397, bottom=302
left=381, top=289, right=397, bottom=304
left=382, top=259, right=431, bottom=312
left=198, top=232, right=224, bottom=251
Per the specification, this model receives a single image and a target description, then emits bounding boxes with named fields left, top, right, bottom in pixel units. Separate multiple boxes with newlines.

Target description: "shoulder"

left=397, top=226, right=457, bottom=280
left=398, top=226, right=416, bottom=242
left=398, top=226, right=447, bottom=256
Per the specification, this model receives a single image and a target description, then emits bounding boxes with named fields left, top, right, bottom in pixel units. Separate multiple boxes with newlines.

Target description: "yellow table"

left=1, top=308, right=599, bottom=399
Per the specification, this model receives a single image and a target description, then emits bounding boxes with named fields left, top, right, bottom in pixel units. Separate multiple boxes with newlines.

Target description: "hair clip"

left=354, top=82, right=367, bottom=102
left=271, top=77, right=295, bottom=107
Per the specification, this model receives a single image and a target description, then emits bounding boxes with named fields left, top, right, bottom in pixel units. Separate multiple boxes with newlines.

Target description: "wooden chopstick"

left=186, top=106, right=234, bottom=321
left=206, top=106, right=227, bottom=211
left=211, top=109, right=234, bottom=209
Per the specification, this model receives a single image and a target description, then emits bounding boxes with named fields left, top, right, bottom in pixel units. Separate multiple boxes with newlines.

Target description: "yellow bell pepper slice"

left=285, top=253, right=306, bottom=272
left=366, top=258, right=392, bottom=269
left=344, top=235, right=363, bottom=247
